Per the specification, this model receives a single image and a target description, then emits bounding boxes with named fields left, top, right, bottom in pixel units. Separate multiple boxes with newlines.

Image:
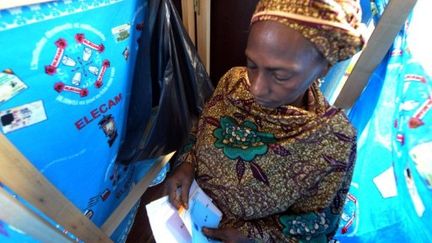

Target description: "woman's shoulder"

left=328, top=107, right=357, bottom=140
left=222, top=66, right=248, bottom=79
left=213, top=66, right=248, bottom=94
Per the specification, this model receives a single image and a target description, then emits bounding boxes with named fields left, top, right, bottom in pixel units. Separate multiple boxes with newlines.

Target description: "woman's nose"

left=250, top=73, right=270, bottom=98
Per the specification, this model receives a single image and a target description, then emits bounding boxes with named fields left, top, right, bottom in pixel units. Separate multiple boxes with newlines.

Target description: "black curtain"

left=117, top=0, right=214, bottom=164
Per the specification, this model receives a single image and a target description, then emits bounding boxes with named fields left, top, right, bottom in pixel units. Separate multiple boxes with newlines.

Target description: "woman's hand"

left=165, top=162, right=194, bottom=209
left=203, top=227, right=254, bottom=243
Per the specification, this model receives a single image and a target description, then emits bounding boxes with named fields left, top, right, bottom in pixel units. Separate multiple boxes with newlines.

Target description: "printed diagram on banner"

left=397, top=74, right=432, bottom=188
left=401, top=74, right=431, bottom=129
left=0, top=69, right=27, bottom=104
left=409, top=142, right=432, bottom=188
left=46, top=35, right=108, bottom=97
left=338, top=183, right=359, bottom=236
left=0, top=100, right=47, bottom=134
left=408, top=97, right=431, bottom=129
left=33, top=23, right=116, bottom=106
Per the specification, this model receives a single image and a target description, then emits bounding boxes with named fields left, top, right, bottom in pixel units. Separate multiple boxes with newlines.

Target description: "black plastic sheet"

left=117, top=0, right=214, bottom=164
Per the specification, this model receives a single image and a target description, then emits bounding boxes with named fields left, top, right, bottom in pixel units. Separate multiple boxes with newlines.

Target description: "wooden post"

left=181, top=0, right=196, bottom=45
left=101, top=151, right=175, bottom=236
left=0, top=187, right=73, bottom=243
left=0, top=134, right=112, bottom=243
left=196, top=0, right=211, bottom=75
left=181, top=0, right=211, bottom=74
left=334, top=0, right=418, bottom=109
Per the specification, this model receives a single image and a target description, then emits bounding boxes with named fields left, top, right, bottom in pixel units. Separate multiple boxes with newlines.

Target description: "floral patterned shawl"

left=180, top=67, right=356, bottom=242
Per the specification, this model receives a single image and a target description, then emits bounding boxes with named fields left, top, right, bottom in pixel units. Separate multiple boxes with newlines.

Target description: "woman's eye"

left=246, top=59, right=257, bottom=69
left=273, top=74, right=291, bottom=82
left=247, top=64, right=257, bottom=70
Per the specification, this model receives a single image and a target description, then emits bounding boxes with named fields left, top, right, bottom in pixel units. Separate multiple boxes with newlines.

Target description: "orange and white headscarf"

left=251, top=0, right=365, bottom=65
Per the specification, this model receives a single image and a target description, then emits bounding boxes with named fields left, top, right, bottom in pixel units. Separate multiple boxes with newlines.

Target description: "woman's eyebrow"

left=245, top=53, right=300, bottom=72
left=267, top=64, right=300, bottom=73
left=267, top=67, right=291, bottom=72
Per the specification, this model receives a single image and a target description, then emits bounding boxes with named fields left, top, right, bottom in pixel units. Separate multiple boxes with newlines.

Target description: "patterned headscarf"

left=251, top=0, right=365, bottom=65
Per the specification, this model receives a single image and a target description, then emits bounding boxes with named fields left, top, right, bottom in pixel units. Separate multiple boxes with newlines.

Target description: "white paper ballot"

left=146, top=197, right=190, bottom=243
left=146, top=180, right=223, bottom=243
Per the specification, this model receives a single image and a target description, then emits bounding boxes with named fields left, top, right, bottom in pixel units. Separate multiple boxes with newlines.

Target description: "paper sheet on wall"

left=373, top=166, right=398, bottom=198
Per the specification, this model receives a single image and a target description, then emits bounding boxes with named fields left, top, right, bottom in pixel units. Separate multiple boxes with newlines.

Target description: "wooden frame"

left=196, top=0, right=211, bottom=75
left=182, top=0, right=211, bottom=74
left=0, top=133, right=174, bottom=242
left=334, top=0, right=418, bottom=109
left=0, top=133, right=113, bottom=242
left=0, top=187, right=72, bottom=243
left=181, top=0, right=196, bottom=45
left=101, top=152, right=175, bottom=235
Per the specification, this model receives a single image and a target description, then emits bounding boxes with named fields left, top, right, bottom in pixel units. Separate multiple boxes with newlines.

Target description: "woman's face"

left=245, top=21, right=329, bottom=108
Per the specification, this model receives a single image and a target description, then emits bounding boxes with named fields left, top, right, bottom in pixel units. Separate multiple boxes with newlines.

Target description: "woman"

left=166, top=0, right=364, bottom=242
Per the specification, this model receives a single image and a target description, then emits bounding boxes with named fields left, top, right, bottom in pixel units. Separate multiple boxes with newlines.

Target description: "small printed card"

left=0, top=100, right=47, bottom=134
left=111, top=24, right=131, bottom=42
left=0, top=70, right=27, bottom=104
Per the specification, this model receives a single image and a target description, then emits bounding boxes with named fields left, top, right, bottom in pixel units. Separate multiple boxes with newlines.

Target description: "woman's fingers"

left=203, top=227, right=253, bottom=243
left=167, top=179, right=181, bottom=209
left=166, top=162, right=194, bottom=209
left=167, top=178, right=192, bottom=209
left=202, top=227, right=227, bottom=241
left=180, top=178, right=192, bottom=209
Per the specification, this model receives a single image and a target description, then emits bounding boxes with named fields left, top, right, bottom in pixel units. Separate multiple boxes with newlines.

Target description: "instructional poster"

left=0, top=1, right=150, bottom=242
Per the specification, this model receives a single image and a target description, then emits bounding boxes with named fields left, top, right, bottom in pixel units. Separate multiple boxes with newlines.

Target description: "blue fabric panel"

left=336, top=1, right=432, bottom=241
left=0, top=1, right=159, bottom=242
left=348, top=54, right=388, bottom=135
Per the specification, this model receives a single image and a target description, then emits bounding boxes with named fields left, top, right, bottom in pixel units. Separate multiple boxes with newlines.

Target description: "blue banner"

left=336, top=1, right=432, bottom=242
left=0, top=1, right=158, bottom=242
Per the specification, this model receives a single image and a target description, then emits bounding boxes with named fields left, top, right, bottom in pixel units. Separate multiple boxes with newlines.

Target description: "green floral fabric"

left=213, top=116, right=276, bottom=161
